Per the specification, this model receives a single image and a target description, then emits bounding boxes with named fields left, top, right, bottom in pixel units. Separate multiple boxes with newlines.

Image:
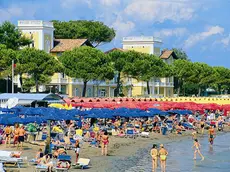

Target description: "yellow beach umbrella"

left=68, top=104, right=73, bottom=110
left=48, top=103, right=65, bottom=109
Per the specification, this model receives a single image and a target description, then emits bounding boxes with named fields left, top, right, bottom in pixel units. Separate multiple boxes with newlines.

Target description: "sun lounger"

left=0, top=151, right=26, bottom=168
left=125, top=129, right=137, bottom=139
left=55, top=155, right=71, bottom=172
left=0, top=162, right=5, bottom=172
left=72, top=158, right=90, bottom=169
left=140, top=132, right=149, bottom=138
left=35, top=164, right=48, bottom=172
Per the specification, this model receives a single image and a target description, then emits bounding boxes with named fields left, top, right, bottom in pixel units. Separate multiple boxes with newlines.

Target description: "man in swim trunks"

left=4, top=125, right=12, bottom=148
left=18, top=125, right=26, bottom=150
left=192, top=139, right=204, bottom=160
left=209, top=126, right=215, bottom=146
left=159, top=144, right=168, bottom=172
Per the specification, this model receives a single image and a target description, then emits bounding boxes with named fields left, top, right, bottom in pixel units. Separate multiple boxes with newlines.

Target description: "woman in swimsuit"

left=192, top=139, right=204, bottom=160
left=200, top=120, right=205, bottom=135
left=101, top=131, right=109, bottom=156
left=150, top=144, right=158, bottom=172
left=159, top=144, right=168, bottom=172
left=75, top=139, right=80, bottom=163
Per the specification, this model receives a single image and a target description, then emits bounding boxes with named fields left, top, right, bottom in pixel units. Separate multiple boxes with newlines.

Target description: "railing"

left=18, top=20, right=53, bottom=28
left=123, top=36, right=162, bottom=43
left=50, top=78, right=68, bottom=84
left=154, top=82, right=174, bottom=87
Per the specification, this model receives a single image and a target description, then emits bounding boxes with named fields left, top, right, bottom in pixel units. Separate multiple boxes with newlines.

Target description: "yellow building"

left=17, top=20, right=117, bottom=97
left=122, top=36, right=175, bottom=97
left=49, top=39, right=117, bottom=97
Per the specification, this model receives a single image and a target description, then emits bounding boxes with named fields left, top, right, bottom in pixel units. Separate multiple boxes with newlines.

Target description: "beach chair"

left=72, top=158, right=90, bottom=169
left=0, top=162, right=5, bottom=172
left=55, top=155, right=71, bottom=172
left=35, top=164, right=48, bottom=172
left=125, top=129, right=137, bottom=139
left=140, top=132, right=149, bottom=138
left=0, top=150, right=26, bottom=169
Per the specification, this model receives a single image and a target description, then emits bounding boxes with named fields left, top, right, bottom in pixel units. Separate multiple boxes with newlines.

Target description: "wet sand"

left=1, top=126, right=229, bottom=172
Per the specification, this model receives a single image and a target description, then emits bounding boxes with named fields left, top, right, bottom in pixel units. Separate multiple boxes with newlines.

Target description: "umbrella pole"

left=45, top=120, right=51, bottom=155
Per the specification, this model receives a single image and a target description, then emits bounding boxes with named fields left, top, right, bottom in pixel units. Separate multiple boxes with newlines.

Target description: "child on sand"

left=192, top=139, right=204, bottom=160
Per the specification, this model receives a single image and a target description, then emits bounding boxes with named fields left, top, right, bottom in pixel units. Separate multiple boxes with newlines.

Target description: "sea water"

left=111, top=132, right=230, bottom=172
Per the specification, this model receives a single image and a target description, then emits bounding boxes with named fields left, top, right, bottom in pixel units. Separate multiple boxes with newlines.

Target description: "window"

left=100, top=89, right=106, bottom=97
left=75, top=88, right=79, bottom=96
left=87, top=88, right=92, bottom=97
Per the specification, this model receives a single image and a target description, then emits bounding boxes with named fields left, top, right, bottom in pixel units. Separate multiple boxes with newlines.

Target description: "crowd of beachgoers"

left=0, top=107, right=230, bottom=171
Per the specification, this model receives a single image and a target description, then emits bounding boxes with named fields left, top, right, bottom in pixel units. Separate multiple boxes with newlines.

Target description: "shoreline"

left=1, top=127, right=229, bottom=172
left=83, top=126, right=230, bottom=172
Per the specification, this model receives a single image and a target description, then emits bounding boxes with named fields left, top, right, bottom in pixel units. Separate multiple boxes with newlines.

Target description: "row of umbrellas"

left=0, top=107, right=192, bottom=125
left=62, top=101, right=230, bottom=111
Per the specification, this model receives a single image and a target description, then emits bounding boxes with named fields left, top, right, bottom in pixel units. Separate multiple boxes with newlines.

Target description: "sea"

left=110, top=132, right=230, bottom=172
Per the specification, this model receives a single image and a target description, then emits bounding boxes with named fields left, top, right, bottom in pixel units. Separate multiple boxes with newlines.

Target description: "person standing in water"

left=192, top=139, right=204, bottom=160
left=208, top=126, right=215, bottom=146
left=200, top=120, right=205, bottom=135
left=150, top=144, right=158, bottom=172
left=101, top=130, right=109, bottom=156
left=159, top=144, right=168, bottom=172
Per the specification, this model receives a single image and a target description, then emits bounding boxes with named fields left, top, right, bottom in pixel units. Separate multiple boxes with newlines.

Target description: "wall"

left=44, top=34, right=52, bottom=53
left=123, top=45, right=152, bottom=54
left=23, top=31, right=40, bottom=49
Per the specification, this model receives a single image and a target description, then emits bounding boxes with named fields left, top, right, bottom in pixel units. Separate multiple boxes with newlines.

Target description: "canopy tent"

left=0, top=93, right=65, bottom=108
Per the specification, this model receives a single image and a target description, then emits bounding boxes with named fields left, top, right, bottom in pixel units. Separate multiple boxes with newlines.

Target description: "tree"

left=123, top=51, right=171, bottom=95
left=59, top=46, right=114, bottom=97
left=52, top=20, right=116, bottom=47
left=0, top=21, right=31, bottom=50
left=189, top=62, right=215, bottom=96
left=108, top=50, right=128, bottom=97
left=212, top=66, right=230, bottom=94
left=172, top=48, right=190, bottom=61
left=0, top=44, right=16, bottom=76
left=173, top=59, right=194, bottom=96
left=16, top=48, right=61, bottom=92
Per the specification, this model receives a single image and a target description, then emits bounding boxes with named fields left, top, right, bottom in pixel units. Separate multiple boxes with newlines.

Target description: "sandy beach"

left=0, top=128, right=217, bottom=172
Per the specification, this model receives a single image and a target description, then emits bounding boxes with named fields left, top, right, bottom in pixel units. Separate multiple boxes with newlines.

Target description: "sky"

left=0, top=0, right=230, bottom=67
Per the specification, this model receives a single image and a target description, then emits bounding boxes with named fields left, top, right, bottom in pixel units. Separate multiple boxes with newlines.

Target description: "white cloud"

left=184, top=26, right=224, bottom=48
left=124, top=0, right=198, bottom=22
left=112, top=16, right=135, bottom=38
left=154, top=28, right=187, bottom=38
left=220, top=34, right=230, bottom=46
left=0, top=7, right=23, bottom=23
left=99, top=0, right=120, bottom=6
left=61, top=0, right=92, bottom=9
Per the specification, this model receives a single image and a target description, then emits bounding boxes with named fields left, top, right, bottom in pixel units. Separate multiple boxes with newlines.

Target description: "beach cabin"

left=0, top=93, right=65, bottom=108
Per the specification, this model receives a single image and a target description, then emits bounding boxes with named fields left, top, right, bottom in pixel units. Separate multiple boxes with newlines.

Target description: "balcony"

left=72, top=79, right=117, bottom=86
left=154, top=82, right=174, bottom=87
left=50, top=78, right=68, bottom=84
